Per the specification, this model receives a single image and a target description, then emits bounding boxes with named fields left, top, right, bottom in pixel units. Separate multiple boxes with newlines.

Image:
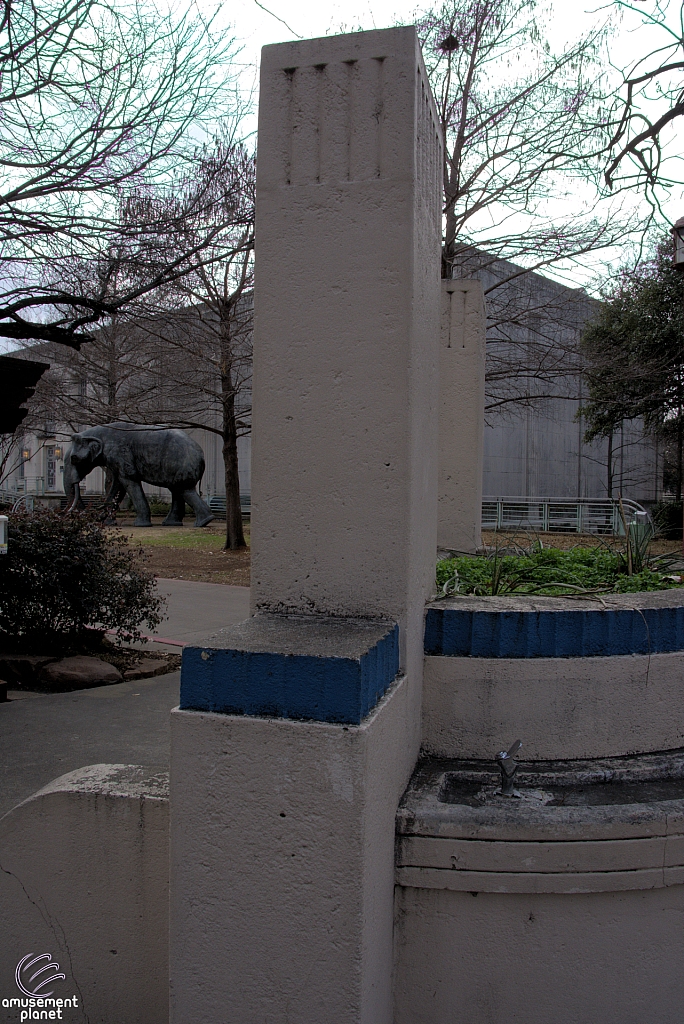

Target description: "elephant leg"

left=183, top=488, right=215, bottom=528
left=163, top=490, right=186, bottom=527
left=102, top=481, right=126, bottom=526
left=121, top=478, right=152, bottom=527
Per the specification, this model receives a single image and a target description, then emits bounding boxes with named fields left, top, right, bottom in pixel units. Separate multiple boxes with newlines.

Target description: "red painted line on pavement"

left=104, top=629, right=188, bottom=648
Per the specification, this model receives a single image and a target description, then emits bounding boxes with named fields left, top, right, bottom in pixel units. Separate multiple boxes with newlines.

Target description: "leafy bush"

left=144, top=499, right=193, bottom=518
left=0, top=509, right=165, bottom=650
left=436, top=542, right=682, bottom=597
left=147, top=499, right=169, bottom=516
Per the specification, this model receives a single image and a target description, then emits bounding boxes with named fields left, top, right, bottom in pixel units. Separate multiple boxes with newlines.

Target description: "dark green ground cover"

left=436, top=544, right=683, bottom=597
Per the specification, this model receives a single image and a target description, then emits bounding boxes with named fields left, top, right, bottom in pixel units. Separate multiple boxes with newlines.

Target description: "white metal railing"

left=208, top=495, right=251, bottom=519
left=482, top=497, right=649, bottom=535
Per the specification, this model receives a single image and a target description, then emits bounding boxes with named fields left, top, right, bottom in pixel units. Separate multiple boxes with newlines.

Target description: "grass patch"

left=111, top=523, right=250, bottom=550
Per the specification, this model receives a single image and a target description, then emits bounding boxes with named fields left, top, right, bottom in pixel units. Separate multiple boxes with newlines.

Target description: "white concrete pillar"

left=249, top=26, right=442, bottom=680
left=438, top=278, right=486, bottom=552
left=170, top=25, right=442, bottom=1024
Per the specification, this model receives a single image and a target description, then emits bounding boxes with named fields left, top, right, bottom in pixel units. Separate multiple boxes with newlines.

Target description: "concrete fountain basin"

left=396, top=751, right=684, bottom=889
left=437, top=750, right=684, bottom=807
left=394, top=750, right=684, bottom=1024
left=422, top=590, right=684, bottom=760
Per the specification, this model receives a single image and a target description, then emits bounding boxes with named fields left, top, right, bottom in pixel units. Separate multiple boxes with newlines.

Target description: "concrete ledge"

left=0, top=765, right=169, bottom=1024
left=422, top=651, right=684, bottom=759
left=396, top=865, right=681, bottom=894
left=396, top=835, right=684, bottom=893
left=180, top=614, right=399, bottom=724
left=424, top=590, right=684, bottom=658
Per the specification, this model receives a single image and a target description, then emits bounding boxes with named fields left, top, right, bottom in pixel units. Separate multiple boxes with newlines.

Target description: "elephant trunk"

left=63, top=451, right=85, bottom=512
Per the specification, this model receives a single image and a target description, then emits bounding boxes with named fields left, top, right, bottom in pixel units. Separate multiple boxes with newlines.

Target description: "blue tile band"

left=424, top=601, right=684, bottom=658
left=180, top=614, right=399, bottom=724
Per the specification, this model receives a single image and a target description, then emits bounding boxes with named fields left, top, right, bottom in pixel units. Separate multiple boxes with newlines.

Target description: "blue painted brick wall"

left=424, top=605, right=684, bottom=658
left=180, top=622, right=399, bottom=724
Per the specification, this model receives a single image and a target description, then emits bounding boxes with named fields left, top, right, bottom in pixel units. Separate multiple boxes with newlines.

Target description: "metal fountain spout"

left=495, top=739, right=522, bottom=797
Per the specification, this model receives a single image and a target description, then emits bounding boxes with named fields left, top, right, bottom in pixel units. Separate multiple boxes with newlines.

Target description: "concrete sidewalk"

left=0, top=581, right=251, bottom=816
left=152, top=578, right=250, bottom=644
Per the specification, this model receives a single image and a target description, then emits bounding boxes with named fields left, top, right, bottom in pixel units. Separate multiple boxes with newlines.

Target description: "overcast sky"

left=200, top=0, right=683, bottom=289
left=3, top=0, right=681, bottom=359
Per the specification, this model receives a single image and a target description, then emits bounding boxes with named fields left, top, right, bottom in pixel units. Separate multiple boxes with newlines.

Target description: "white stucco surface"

left=249, top=25, right=442, bottom=672
left=170, top=677, right=412, bottom=1024
left=0, top=765, right=169, bottom=1024
left=438, top=279, right=486, bottom=552
left=422, top=651, right=684, bottom=760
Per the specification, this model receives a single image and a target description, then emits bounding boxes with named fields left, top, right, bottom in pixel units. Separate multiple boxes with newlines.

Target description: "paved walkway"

left=152, top=578, right=250, bottom=645
left=0, top=581, right=250, bottom=816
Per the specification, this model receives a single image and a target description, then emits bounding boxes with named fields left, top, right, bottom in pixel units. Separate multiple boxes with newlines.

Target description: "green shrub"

left=0, top=509, right=165, bottom=650
left=147, top=499, right=171, bottom=516
left=145, top=498, right=193, bottom=518
left=436, top=543, right=682, bottom=597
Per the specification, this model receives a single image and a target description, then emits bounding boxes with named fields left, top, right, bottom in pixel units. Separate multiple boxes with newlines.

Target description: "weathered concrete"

left=0, top=765, right=169, bottom=1024
left=249, top=26, right=442, bottom=682
left=171, top=676, right=411, bottom=1024
left=393, top=755, right=684, bottom=1023
left=171, top=25, right=442, bottom=1024
left=422, top=651, right=684, bottom=760
left=438, top=279, right=486, bottom=553
left=394, top=885, right=684, bottom=1024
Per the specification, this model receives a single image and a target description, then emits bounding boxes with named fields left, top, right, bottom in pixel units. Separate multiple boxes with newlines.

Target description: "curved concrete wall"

left=422, top=651, right=684, bottom=760
left=394, top=885, right=684, bottom=1024
left=0, top=765, right=168, bottom=1024
left=394, top=750, right=684, bottom=1023
left=422, top=591, right=684, bottom=760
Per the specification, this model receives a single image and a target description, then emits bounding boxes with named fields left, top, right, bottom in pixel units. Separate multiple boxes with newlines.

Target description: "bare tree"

left=604, top=0, right=684, bottom=196
left=132, top=138, right=255, bottom=550
left=21, top=137, right=255, bottom=547
left=0, top=0, right=240, bottom=347
left=414, top=0, right=630, bottom=415
left=417, top=0, right=620, bottom=279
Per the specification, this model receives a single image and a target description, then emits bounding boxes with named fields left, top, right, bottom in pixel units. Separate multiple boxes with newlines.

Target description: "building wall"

left=2, top=264, right=662, bottom=506
left=452, top=255, right=661, bottom=504
left=483, top=402, right=660, bottom=503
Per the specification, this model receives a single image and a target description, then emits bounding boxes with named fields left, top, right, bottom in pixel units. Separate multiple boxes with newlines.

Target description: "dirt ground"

left=111, top=519, right=251, bottom=585
left=481, top=529, right=682, bottom=557
left=106, top=521, right=683, bottom=584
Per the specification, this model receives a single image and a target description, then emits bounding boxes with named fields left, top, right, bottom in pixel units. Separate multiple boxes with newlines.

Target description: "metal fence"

left=209, top=494, right=644, bottom=534
left=482, top=497, right=649, bottom=535
left=208, top=495, right=252, bottom=520
left=0, top=488, right=648, bottom=536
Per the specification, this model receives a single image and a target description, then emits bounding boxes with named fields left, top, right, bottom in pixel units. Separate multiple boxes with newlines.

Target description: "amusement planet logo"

left=2, top=954, right=79, bottom=1021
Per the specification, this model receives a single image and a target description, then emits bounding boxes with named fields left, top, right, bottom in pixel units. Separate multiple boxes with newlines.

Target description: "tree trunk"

left=222, top=396, right=245, bottom=550
left=607, top=431, right=613, bottom=499
left=678, top=409, right=683, bottom=503
left=220, top=323, right=246, bottom=551
left=442, top=205, right=458, bottom=279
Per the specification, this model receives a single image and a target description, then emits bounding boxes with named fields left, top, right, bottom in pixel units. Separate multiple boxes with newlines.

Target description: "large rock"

left=38, top=656, right=123, bottom=690
left=0, top=654, right=57, bottom=686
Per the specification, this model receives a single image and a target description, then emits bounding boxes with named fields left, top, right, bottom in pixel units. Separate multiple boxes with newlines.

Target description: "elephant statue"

left=64, top=423, right=215, bottom=528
